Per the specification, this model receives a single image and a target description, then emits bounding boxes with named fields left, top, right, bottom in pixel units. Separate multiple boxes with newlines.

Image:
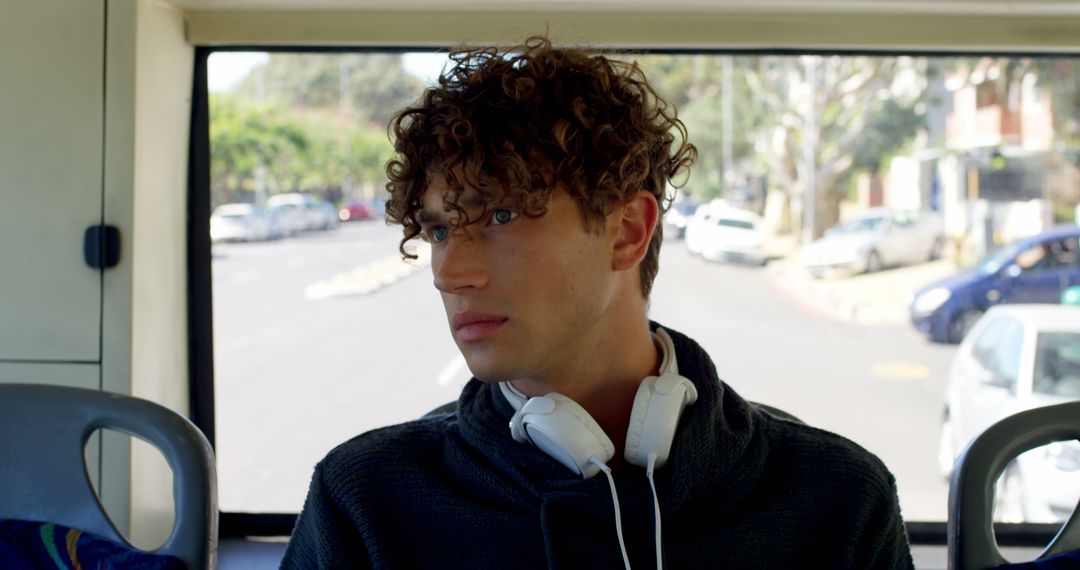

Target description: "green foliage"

left=209, top=93, right=393, bottom=207
left=637, top=55, right=762, bottom=201
left=210, top=53, right=424, bottom=208
left=679, top=89, right=760, bottom=201
left=234, top=53, right=425, bottom=127
left=850, top=99, right=924, bottom=172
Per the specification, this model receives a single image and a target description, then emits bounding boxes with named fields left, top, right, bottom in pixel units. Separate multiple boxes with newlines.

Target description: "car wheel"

left=865, top=250, right=883, bottom=273
left=937, top=413, right=957, bottom=480
left=948, top=309, right=983, bottom=343
left=929, top=237, right=944, bottom=261
left=993, top=462, right=1026, bottom=523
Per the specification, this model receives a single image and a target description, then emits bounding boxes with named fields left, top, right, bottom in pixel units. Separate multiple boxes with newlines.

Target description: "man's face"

left=418, top=180, right=618, bottom=384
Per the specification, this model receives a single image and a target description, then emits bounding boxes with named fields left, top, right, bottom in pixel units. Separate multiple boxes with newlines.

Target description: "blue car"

left=910, top=225, right=1080, bottom=343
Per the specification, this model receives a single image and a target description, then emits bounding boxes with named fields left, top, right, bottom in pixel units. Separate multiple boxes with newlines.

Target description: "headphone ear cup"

left=510, top=393, right=615, bottom=478
left=624, top=373, right=697, bottom=470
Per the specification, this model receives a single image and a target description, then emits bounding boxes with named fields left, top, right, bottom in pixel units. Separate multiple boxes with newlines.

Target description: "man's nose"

left=433, top=233, right=489, bottom=293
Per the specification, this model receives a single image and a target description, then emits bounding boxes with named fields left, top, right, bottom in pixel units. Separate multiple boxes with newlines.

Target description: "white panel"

left=0, top=0, right=104, bottom=361
left=128, top=0, right=194, bottom=549
left=0, top=362, right=100, bottom=389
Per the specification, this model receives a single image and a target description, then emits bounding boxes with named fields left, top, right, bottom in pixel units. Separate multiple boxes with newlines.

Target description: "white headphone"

left=501, top=328, right=698, bottom=479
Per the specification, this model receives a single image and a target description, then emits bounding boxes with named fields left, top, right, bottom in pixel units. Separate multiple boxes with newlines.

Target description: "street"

left=213, top=222, right=955, bottom=521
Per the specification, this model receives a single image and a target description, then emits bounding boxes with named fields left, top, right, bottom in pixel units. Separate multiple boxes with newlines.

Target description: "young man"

left=282, top=37, right=914, bottom=569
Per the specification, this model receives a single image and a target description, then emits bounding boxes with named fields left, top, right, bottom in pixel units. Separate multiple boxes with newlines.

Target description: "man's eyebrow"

left=461, top=194, right=487, bottom=210
left=416, top=194, right=490, bottom=224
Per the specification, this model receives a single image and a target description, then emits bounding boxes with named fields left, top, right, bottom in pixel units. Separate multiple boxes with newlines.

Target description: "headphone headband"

left=502, top=327, right=697, bottom=478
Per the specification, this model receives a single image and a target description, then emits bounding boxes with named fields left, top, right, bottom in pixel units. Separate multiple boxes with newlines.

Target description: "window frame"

left=187, top=44, right=1074, bottom=544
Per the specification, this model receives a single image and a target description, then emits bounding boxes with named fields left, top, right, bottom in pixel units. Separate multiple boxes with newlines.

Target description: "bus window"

left=203, top=50, right=1080, bottom=533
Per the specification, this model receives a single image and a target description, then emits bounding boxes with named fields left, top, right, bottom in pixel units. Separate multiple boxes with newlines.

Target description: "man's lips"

left=452, top=311, right=508, bottom=341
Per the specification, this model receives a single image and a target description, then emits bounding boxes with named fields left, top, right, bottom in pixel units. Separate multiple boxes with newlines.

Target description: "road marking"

left=436, top=353, right=469, bottom=386
left=870, top=362, right=930, bottom=380
left=304, top=243, right=431, bottom=299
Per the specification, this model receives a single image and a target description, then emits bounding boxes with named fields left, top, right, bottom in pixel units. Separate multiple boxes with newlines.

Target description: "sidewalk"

left=763, top=236, right=957, bottom=326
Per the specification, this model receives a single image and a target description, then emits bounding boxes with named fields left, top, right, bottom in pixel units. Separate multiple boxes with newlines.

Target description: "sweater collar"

left=454, top=322, right=769, bottom=514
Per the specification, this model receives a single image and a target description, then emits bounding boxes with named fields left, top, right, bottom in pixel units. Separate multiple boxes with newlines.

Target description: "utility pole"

left=722, top=55, right=735, bottom=197
left=255, top=63, right=268, bottom=206
left=339, top=58, right=352, bottom=118
left=802, top=56, right=818, bottom=245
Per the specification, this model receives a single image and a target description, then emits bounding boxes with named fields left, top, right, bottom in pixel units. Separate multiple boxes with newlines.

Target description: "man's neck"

left=508, top=319, right=660, bottom=461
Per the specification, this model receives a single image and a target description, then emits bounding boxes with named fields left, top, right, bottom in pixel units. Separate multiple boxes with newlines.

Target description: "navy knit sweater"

left=282, top=325, right=915, bottom=569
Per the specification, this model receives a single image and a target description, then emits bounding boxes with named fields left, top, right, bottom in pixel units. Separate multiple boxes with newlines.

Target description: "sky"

left=207, top=51, right=450, bottom=93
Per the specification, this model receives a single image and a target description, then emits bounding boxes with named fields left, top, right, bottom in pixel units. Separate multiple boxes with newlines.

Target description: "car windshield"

left=674, top=202, right=698, bottom=215
left=831, top=216, right=883, bottom=234
left=1034, top=332, right=1080, bottom=397
left=717, top=218, right=755, bottom=230
left=213, top=206, right=251, bottom=217
left=975, top=244, right=1021, bottom=275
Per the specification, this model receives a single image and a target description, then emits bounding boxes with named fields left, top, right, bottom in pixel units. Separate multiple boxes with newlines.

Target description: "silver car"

left=210, top=203, right=275, bottom=242
left=802, top=208, right=944, bottom=277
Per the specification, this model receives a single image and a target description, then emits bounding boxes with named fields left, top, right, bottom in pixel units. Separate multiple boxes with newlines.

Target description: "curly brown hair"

left=385, top=36, right=696, bottom=299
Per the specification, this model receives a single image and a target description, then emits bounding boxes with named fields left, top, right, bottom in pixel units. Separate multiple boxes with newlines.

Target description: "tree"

left=235, top=53, right=426, bottom=127
left=210, top=95, right=311, bottom=203
left=344, top=127, right=395, bottom=197
left=745, top=55, right=924, bottom=238
left=638, top=55, right=762, bottom=202
left=209, top=94, right=394, bottom=207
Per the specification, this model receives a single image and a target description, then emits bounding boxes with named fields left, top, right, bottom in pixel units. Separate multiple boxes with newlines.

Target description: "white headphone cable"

left=590, top=458, right=632, bottom=570
left=646, top=453, right=662, bottom=570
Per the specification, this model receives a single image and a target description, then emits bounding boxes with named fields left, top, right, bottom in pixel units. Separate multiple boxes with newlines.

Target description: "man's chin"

left=460, top=355, right=513, bottom=384
left=464, top=367, right=508, bottom=384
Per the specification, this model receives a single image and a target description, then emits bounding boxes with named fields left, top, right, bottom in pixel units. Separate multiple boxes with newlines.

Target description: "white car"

left=937, top=304, right=1080, bottom=523
left=210, top=203, right=275, bottom=242
left=685, top=202, right=766, bottom=265
left=663, top=200, right=699, bottom=239
left=801, top=208, right=943, bottom=277
left=268, top=193, right=339, bottom=233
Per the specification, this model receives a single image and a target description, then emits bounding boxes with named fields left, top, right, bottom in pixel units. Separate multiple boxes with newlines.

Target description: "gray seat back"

left=0, top=383, right=218, bottom=569
left=948, top=400, right=1080, bottom=569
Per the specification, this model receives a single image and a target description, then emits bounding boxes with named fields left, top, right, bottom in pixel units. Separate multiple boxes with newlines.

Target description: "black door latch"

left=84, top=225, right=121, bottom=269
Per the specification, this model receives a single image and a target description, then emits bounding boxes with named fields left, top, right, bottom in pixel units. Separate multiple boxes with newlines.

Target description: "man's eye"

left=490, top=208, right=518, bottom=226
left=423, top=225, right=449, bottom=241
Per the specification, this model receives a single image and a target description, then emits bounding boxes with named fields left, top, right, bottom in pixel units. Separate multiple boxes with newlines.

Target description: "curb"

left=764, top=253, right=955, bottom=326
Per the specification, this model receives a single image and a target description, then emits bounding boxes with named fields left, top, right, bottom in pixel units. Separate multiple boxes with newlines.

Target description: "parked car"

left=267, top=197, right=306, bottom=236
left=316, top=201, right=340, bottom=230
left=801, top=208, right=944, bottom=277
left=338, top=200, right=374, bottom=222
left=268, top=193, right=339, bottom=232
left=936, top=304, right=1080, bottom=522
left=663, top=200, right=699, bottom=239
left=210, top=203, right=275, bottom=242
left=685, top=202, right=766, bottom=265
left=911, top=225, right=1080, bottom=344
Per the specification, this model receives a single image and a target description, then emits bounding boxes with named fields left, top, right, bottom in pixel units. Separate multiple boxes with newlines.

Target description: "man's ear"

left=611, top=191, right=659, bottom=272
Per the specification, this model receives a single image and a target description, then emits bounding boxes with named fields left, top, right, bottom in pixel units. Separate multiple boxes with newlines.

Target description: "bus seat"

left=0, top=384, right=218, bottom=569
left=948, top=400, right=1080, bottom=569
